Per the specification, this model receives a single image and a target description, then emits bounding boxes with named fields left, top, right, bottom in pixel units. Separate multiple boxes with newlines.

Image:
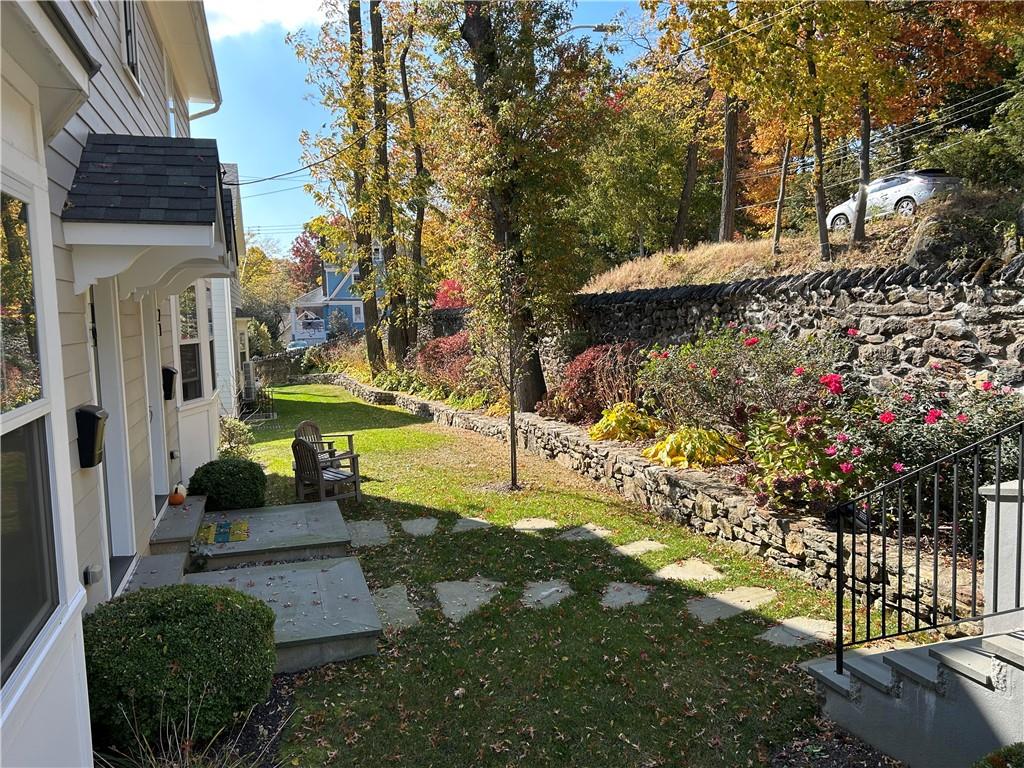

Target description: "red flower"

left=851, top=446, right=863, bottom=457
left=840, top=462, right=855, bottom=474
left=709, top=367, right=720, bottom=378
left=878, top=411, right=896, bottom=425
left=819, top=373, right=844, bottom=395
left=824, top=445, right=838, bottom=457
left=836, top=432, right=849, bottom=443
left=981, top=381, right=994, bottom=392
left=792, top=366, right=806, bottom=376
left=924, top=408, right=943, bottom=425
left=743, top=337, right=760, bottom=347
left=901, top=393, right=914, bottom=402
left=892, top=462, right=906, bottom=473
left=847, top=328, right=859, bottom=337
left=956, top=413, right=968, bottom=424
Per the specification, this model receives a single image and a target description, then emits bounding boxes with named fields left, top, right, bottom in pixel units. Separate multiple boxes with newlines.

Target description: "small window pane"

left=1, top=418, right=58, bottom=684
left=180, top=343, right=202, bottom=401
left=1, top=193, right=43, bottom=413
left=179, top=285, right=198, bottom=341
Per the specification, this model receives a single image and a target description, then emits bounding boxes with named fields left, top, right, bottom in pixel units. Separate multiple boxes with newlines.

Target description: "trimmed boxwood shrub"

left=188, top=457, right=266, bottom=511
left=84, top=584, right=275, bottom=750
left=974, top=743, right=1024, bottom=768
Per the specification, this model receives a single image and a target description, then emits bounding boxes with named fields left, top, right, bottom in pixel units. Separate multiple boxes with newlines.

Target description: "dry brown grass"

left=582, top=220, right=915, bottom=294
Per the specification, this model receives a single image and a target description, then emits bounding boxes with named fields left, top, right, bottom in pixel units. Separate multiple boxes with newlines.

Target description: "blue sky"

left=193, top=1, right=639, bottom=255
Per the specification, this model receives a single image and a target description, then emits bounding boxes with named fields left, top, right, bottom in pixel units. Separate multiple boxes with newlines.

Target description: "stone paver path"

left=601, top=582, right=652, bottom=609
left=652, top=559, right=723, bottom=583
left=372, top=584, right=420, bottom=630
left=349, top=519, right=390, bottom=548
left=452, top=517, right=492, bottom=533
left=687, top=586, right=777, bottom=624
left=521, top=579, right=574, bottom=609
left=558, top=523, right=613, bottom=542
left=757, top=617, right=835, bottom=647
left=433, top=577, right=503, bottom=622
left=513, top=517, right=559, bottom=533
left=612, top=539, right=667, bottom=557
left=401, top=517, right=439, bottom=537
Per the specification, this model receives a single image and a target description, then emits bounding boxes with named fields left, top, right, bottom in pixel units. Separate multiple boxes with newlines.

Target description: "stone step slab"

left=401, top=517, right=438, bottom=537
left=349, top=519, right=390, bottom=548
left=513, top=517, right=559, bottom=533
left=601, top=582, right=652, bottom=609
left=687, top=586, right=777, bottom=624
left=652, top=559, right=723, bottom=583
left=372, top=584, right=420, bottom=630
left=433, top=577, right=503, bottom=622
left=757, top=617, right=836, bottom=647
left=521, top=579, right=574, bottom=609
left=558, top=523, right=613, bottom=542
left=612, top=539, right=667, bottom=558
left=452, top=517, right=492, bottom=533
left=149, top=496, right=207, bottom=555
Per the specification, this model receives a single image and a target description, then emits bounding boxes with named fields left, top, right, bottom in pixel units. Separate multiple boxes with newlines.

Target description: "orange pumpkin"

left=169, top=484, right=186, bottom=506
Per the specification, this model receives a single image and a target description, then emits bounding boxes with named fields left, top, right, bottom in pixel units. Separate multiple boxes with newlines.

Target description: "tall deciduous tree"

left=289, top=228, right=323, bottom=293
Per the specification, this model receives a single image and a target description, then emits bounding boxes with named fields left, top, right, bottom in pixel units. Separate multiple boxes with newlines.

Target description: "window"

left=179, top=285, right=202, bottom=401
left=353, top=305, right=363, bottom=323
left=0, top=192, right=58, bottom=685
left=122, top=1, right=140, bottom=84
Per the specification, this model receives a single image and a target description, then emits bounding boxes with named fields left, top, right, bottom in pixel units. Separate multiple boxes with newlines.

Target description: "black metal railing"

left=834, top=420, right=1024, bottom=674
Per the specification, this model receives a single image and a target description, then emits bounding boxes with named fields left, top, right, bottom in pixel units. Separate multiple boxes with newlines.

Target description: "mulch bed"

left=770, top=717, right=905, bottom=768
left=225, top=673, right=300, bottom=768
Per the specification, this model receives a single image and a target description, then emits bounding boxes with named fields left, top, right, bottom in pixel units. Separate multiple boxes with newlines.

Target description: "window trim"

left=0, top=170, right=76, bottom=697
left=119, top=0, right=144, bottom=97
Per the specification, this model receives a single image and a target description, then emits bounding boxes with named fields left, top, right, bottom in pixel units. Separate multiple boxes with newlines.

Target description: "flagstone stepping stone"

left=652, top=559, right=723, bottom=583
left=521, top=579, right=574, bottom=609
left=452, top=517, right=492, bottom=533
left=757, top=617, right=835, bottom=647
left=612, top=539, right=667, bottom=557
left=349, top=519, right=390, bottom=548
left=372, top=584, right=420, bottom=630
left=687, top=586, right=777, bottom=624
left=558, top=523, right=613, bottom=542
left=401, top=517, right=438, bottom=537
left=600, top=582, right=652, bottom=609
left=513, top=517, right=558, bottom=533
left=433, top=578, right=503, bottom=622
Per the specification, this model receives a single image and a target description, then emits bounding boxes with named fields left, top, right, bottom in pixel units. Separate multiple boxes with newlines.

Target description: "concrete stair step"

left=193, top=502, right=351, bottom=570
left=883, top=646, right=943, bottom=692
left=982, top=631, right=1024, bottom=669
left=801, top=658, right=853, bottom=699
left=124, top=552, right=188, bottom=592
left=845, top=652, right=898, bottom=695
left=185, top=556, right=381, bottom=673
left=929, top=639, right=994, bottom=687
left=150, top=496, right=207, bottom=555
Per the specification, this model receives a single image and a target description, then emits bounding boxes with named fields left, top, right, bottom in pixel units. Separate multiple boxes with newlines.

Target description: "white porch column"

left=979, top=481, right=1024, bottom=634
left=141, top=293, right=169, bottom=495
left=92, top=277, right=136, bottom=556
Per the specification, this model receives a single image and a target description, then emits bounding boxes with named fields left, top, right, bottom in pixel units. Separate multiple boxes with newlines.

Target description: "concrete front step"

left=124, top=552, right=188, bottom=592
left=929, top=639, right=994, bottom=687
left=193, top=502, right=351, bottom=570
left=150, top=496, right=207, bottom=555
left=982, top=631, right=1024, bottom=668
left=883, top=646, right=943, bottom=692
left=185, top=556, right=381, bottom=673
left=844, top=651, right=898, bottom=694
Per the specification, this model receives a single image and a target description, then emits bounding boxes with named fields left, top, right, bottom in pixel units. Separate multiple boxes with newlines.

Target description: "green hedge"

left=84, top=584, right=275, bottom=750
left=188, top=457, right=266, bottom=511
left=974, top=743, right=1024, bottom=768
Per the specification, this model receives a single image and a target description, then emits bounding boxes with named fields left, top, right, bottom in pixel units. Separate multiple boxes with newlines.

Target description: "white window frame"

left=353, top=304, right=363, bottom=323
left=118, top=0, right=144, bottom=97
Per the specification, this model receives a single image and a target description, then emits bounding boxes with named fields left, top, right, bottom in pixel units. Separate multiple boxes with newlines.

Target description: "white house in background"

left=1, top=2, right=241, bottom=765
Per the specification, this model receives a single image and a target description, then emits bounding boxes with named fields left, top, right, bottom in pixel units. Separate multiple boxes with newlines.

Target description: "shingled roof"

left=62, top=134, right=221, bottom=225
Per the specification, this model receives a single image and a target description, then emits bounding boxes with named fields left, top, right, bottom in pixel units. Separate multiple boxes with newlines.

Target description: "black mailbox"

left=162, top=366, right=177, bottom=401
left=76, top=405, right=108, bottom=469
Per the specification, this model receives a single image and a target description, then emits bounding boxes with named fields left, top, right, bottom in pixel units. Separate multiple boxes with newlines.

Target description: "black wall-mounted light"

left=76, top=405, right=108, bottom=469
left=162, top=366, right=177, bottom=400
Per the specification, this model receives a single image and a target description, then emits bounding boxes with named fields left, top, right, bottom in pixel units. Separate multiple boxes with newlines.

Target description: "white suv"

left=827, top=169, right=961, bottom=231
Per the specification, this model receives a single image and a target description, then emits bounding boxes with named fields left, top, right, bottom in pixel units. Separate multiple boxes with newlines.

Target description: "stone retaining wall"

left=319, top=373, right=963, bottom=620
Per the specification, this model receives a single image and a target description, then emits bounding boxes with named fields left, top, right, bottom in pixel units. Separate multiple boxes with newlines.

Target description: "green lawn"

left=254, top=385, right=836, bottom=767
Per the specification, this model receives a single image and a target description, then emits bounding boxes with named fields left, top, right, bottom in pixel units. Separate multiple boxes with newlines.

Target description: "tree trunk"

left=460, top=0, right=546, bottom=412
left=671, top=85, right=714, bottom=251
left=348, top=1, right=384, bottom=372
left=806, top=54, right=831, bottom=261
left=772, top=138, right=792, bottom=255
left=370, top=0, right=407, bottom=365
left=398, top=8, right=426, bottom=352
left=718, top=93, right=739, bottom=242
left=853, top=81, right=871, bottom=244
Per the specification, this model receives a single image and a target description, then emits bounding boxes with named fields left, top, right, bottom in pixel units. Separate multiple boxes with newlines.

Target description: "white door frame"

left=141, top=293, right=169, bottom=496
left=91, top=277, right=136, bottom=556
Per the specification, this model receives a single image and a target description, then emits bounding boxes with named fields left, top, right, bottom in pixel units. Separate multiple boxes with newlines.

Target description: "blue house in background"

left=288, top=246, right=385, bottom=342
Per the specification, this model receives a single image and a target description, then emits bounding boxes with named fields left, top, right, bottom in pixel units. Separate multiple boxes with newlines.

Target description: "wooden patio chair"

left=294, top=420, right=356, bottom=467
left=292, top=438, right=362, bottom=503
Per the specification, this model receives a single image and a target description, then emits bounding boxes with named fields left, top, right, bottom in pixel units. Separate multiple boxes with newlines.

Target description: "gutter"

left=188, top=0, right=222, bottom=121
left=40, top=1, right=101, bottom=77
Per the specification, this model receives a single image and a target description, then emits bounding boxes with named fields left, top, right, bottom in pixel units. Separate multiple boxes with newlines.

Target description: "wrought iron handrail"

left=834, top=420, right=1024, bottom=674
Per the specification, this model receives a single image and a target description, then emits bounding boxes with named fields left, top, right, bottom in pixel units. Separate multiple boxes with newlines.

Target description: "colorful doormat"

left=196, top=520, right=250, bottom=545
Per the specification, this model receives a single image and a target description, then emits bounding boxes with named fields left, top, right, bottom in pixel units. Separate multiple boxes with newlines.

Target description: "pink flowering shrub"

left=537, top=342, right=640, bottom=424
left=636, top=327, right=848, bottom=433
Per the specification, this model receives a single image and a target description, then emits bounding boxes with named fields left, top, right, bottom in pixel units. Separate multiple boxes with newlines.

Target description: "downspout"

left=189, top=100, right=221, bottom=121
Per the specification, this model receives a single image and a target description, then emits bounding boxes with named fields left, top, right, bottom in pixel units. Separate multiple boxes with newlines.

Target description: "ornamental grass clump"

left=84, top=585, right=275, bottom=752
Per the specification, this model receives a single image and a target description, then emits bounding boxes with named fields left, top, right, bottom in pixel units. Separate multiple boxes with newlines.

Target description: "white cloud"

left=204, top=0, right=325, bottom=41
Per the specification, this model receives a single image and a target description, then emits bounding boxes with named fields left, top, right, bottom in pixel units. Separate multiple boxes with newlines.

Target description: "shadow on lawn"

left=258, top=391, right=429, bottom=437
